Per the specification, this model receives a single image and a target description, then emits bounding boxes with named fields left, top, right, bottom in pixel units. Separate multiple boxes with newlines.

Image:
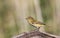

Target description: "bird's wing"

left=34, top=21, right=46, bottom=25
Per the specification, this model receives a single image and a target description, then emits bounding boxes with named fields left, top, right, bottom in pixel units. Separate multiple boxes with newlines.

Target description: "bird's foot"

left=34, top=28, right=39, bottom=32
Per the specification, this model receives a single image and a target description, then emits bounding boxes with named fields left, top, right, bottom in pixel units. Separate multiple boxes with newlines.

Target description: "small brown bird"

left=26, top=16, right=45, bottom=31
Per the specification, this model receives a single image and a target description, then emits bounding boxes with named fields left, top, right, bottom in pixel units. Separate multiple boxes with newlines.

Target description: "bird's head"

left=26, top=16, right=34, bottom=21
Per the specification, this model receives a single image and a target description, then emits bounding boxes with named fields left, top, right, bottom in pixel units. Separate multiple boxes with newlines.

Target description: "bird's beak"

left=25, top=17, right=28, bottom=20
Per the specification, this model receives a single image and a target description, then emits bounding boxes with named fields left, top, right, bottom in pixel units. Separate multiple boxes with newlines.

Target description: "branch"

left=12, top=30, right=57, bottom=38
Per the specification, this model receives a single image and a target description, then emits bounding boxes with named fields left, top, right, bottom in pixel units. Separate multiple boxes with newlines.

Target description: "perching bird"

left=26, top=16, right=46, bottom=31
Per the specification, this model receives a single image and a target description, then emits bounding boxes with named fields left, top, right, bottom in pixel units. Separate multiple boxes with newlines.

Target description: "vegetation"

left=0, top=0, right=60, bottom=38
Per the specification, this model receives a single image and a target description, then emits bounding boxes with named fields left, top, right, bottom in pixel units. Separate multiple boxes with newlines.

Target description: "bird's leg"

left=37, top=27, right=40, bottom=31
left=34, top=27, right=40, bottom=31
left=38, top=27, right=40, bottom=30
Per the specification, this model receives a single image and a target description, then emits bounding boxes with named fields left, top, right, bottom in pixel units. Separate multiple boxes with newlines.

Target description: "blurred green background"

left=0, top=0, right=60, bottom=38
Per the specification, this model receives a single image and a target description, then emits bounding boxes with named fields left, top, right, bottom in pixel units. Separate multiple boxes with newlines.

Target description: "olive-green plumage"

left=26, top=16, right=45, bottom=30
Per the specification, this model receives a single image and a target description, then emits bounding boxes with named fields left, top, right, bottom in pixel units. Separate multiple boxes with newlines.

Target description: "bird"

left=26, top=16, right=46, bottom=31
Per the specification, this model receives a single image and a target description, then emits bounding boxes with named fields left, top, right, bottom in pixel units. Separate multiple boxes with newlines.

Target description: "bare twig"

left=12, top=30, right=56, bottom=38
